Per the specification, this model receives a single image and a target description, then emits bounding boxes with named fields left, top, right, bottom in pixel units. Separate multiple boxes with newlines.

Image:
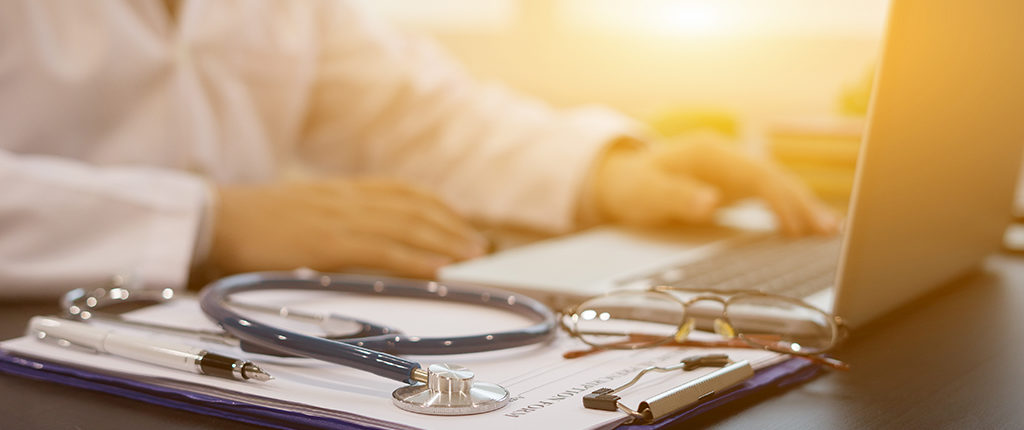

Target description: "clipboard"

left=0, top=349, right=821, bottom=430
left=0, top=292, right=825, bottom=429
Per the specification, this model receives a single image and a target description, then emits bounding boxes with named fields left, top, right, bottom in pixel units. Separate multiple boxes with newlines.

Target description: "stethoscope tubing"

left=199, top=272, right=556, bottom=384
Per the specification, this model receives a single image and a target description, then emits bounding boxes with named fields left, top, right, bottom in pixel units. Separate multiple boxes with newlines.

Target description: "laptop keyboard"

left=635, top=235, right=842, bottom=298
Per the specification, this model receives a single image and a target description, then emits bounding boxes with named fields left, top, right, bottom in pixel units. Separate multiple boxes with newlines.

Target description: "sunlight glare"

left=648, top=1, right=723, bottom=36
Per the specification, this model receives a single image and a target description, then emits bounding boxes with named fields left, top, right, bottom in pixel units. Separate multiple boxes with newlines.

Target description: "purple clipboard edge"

left=0, top=349, right=822, bottom=430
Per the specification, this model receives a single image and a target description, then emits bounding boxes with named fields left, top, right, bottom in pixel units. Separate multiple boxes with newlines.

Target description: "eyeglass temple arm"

left=563, top=335, right=850, bottom=370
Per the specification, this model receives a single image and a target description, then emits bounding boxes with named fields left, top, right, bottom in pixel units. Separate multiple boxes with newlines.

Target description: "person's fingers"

left=654, top=140, right=842, bottom=235
left=308, top=179, right=487, bottom=259
left=338, top=202, right=485, bottom=260
left=374, top=196, right=487, bottom=254
left=760, top=184, right=805, bottom=236
left=653, top=172, right=721, bottom=224
left=595, top=146, right=723, bottom=226
left=326, top=233, right=451, bottom=278
left=812, top=204, right=842, bottom=234
left=788, top=188, right=841, bottom=235
left=757, top=171, right=841, bottom=236
left=652, top=139, right=756, bottom=199
left=353, top=179, right=487, bottom=249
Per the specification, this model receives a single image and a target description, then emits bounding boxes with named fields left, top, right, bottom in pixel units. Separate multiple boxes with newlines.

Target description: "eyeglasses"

left=560, top=286, right=849, bottom=370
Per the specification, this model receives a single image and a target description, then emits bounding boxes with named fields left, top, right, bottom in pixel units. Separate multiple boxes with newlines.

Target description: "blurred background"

left=356, top=0, right=890, bottom=205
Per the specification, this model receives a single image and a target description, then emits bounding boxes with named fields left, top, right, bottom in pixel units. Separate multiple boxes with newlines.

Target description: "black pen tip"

left=242, top=362, right=274, bottom=382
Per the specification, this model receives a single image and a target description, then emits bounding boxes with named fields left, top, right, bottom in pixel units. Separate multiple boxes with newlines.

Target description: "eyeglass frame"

left=560, top=285, right=848, bottom=357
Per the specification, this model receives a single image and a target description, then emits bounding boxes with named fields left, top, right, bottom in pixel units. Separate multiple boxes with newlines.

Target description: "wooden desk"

left=2, top=254, right=1023, bottom=429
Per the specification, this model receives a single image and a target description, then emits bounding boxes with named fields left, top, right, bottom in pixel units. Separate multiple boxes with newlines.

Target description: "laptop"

left=441, top=0, right=1024, bottom=328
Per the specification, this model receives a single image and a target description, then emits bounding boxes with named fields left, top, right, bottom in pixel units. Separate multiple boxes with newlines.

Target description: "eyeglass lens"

left=571, top=291, right=685, bottom=349
left=722, top=295, right=834, bottom=354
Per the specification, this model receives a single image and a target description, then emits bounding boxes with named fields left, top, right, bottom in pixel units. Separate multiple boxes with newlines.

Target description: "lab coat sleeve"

left=299, top=2, right=645, bottom=233
left=0, top=149, right=210, bottom=299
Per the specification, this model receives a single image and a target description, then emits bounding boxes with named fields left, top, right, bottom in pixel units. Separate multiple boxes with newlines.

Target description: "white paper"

left=1, top=291, right=786, bottom=430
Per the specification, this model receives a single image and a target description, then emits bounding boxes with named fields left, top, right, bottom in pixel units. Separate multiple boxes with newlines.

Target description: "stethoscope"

left=61, top=270, right=557, bottom=416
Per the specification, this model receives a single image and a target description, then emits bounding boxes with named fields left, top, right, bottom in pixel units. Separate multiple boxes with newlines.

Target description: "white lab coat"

left=0, top=0, right=636, bottom=298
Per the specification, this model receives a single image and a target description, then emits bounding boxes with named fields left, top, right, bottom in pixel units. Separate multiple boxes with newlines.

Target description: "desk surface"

left=2, top=254, right=1023, bottom=429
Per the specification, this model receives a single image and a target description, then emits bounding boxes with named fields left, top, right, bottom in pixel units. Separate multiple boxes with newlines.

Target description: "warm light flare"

left=562, top=0, right=730, bottom=37
left=559, top=0, right=888, bottom=39
left=646, top=1, right=725, bottom=36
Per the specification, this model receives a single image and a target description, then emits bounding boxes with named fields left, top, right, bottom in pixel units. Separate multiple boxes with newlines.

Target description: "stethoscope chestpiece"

left=392, top=363, right=509, bottom=415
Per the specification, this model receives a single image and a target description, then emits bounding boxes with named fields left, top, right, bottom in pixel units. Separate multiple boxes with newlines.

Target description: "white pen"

left=27, top=316, right=272, bottom=383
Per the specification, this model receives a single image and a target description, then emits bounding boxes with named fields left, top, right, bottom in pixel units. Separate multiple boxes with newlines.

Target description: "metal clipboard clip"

left=582, top=354, right=754, bottom=424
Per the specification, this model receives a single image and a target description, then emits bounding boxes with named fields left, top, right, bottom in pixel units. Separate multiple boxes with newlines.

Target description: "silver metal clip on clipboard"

left=582, top=354, right=754, bottom=423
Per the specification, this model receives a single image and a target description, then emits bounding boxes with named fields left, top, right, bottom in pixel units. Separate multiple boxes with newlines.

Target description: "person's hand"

left=586, top=136, right=840, bottom=235
left=208, top=179, right=488, bottom=278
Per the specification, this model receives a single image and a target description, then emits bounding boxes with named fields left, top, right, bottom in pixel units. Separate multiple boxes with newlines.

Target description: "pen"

left=27, top=316, right=273, bottom=383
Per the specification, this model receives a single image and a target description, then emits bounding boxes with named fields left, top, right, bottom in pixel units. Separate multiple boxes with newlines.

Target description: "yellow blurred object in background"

left=839, top=65, right=875, bottom=117
left=767, top=116, right=864, bottom=203
left=648, top=108, right=738, bottom=138
left=766, top=64, right=873, bottom=204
